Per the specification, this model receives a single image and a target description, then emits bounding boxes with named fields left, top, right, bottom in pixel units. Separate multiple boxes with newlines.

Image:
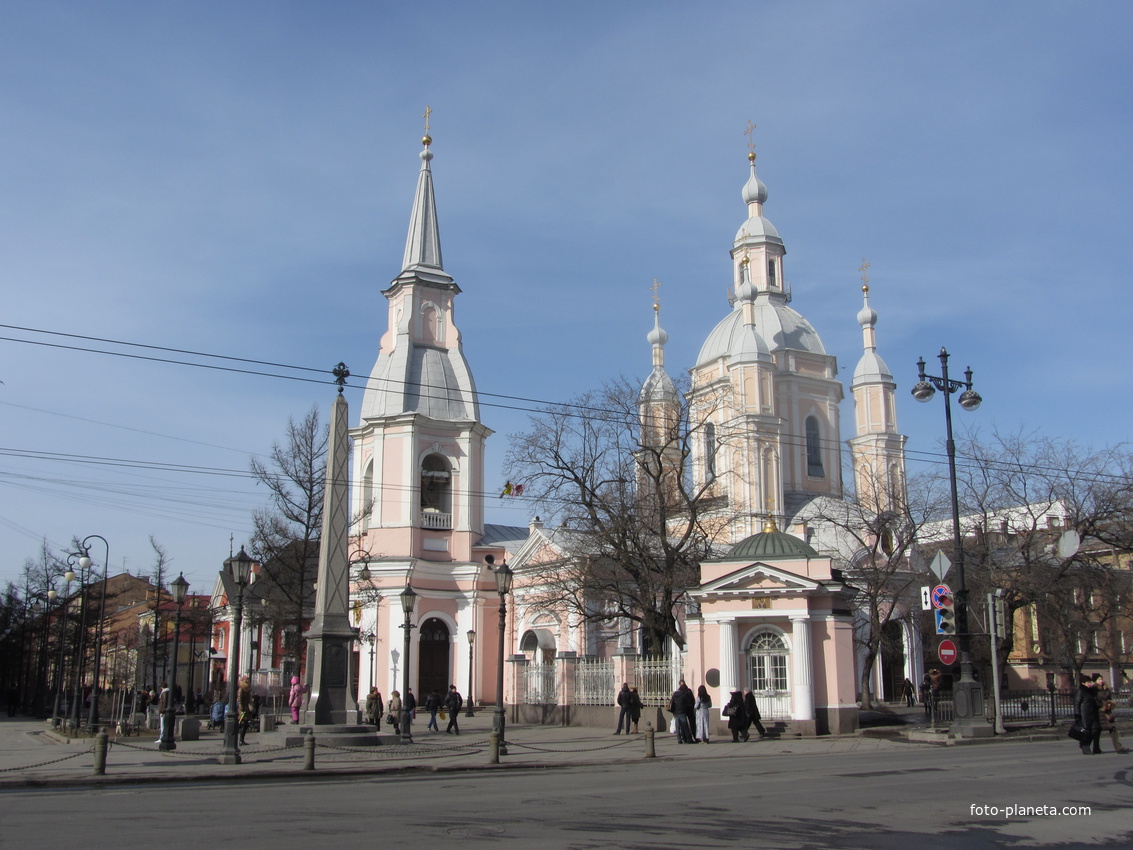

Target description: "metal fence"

left=523, top=662, right=557, bottom=705
left=574, top=658, right=615, bottom=706
left=628, top=656, right=682, bottom=707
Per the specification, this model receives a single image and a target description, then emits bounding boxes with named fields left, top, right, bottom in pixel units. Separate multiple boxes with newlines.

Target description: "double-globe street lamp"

left=912, top=347, right=987, bottom=738
left=50, top=560, right=77, bottom=728
left=485, top=555, right=514, bottom=756
left=465, top=630, right=475, bottom=717
left=158, top=573, right=189, bottom=751
left=77, top=534, right=110, bottom=730
left=399, top=586, right=416, bottom=744
left=218, top=547, right=252, bottom=765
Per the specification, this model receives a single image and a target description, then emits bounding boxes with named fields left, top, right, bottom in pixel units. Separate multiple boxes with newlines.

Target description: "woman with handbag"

left=723, top=689, right=745, bottom=742
left=387, top=690, right=402, bottom=735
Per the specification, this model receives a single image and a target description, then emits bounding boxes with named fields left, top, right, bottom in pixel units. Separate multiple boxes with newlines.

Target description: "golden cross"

left=744, top=120, right=757, bottom=156
left=858, top=258, right=871, bottom=291
left=423, top=105, right=432, bottom=135
left=651, top=278, right=662, bottom=311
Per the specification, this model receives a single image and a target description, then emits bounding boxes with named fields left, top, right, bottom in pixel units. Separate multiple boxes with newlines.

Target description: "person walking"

left=445, top=685, right=463, bottom=735
left=1074, top=674, right=1102, bottom=755
left=1095, top=675, right=1128, bottom=754
left=724, top=689, right=745, bottom=742
left=237, top=676, right=252, bottom=745
left=695, top=685, right=712, bottom=744
left=288, top=676, right=306, bottom=724
left=614, top=682, right=633, bottom=734
left=901, top=677, right=915, bottom=707
left=406, top=687, right=417, bottom=721
left=387, top=690, right=402, bottom=735
left=156, top=681, right=170, bottom=745
left=364, top=686, right=380, bottom=726
left=668, top=680, right=695, bottom=743
left=629, top=686, right=643, bottom=734
left=743, top=688, right=767, bottom=740
left=425, top=689, right=442, bottom=731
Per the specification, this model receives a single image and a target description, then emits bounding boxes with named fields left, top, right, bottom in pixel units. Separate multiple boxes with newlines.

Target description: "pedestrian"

left=743, top=688, right=767, bottom=740
left=724, top=688, right=745, bottom=741
left=288, top=676, right=306, bottom=724
left=406, top=687, right=417, bottom=720
left=6, top=685, right=19, bottom=717
left=445, top=685, right=463, bottom=735
left=237, top=676, right=252, bottom=745
left=629, top=686, right=643, bottom=733
left=695, top=684, right=712, bottom=744
left=614, top=682, right=632, bottom=734
left=920, top=674, right=932, bottom=716
left=364, top=686, right=380, bottom=726
left=1095, top=675, right=1128, bottom=754
left=387, top=690, right=402, bottom=735
left=901, top=677, right=915, bottom=707
left=372, top=689, right=384, bottom=731
left=668, top=680, right=695, bottom=743
left=1074, top=674, right=1102, bottom=755
left=155, top=681, right=170, bottom=745
left=425, top=689, right=442, bottom=731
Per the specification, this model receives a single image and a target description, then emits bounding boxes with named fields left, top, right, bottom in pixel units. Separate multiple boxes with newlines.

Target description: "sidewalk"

left=0, top=710, right=936, bottom=788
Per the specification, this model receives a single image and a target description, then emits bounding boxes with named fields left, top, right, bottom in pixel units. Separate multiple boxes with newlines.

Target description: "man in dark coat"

left=669, top=680, right=696, bottom=743
left=614, top=683, right=633, bottom=734
left=445, top=685, right=463, bottom=735
left=1075, top=674, right=1102, bottom=755
left=743, top=689, right=767, bottom=740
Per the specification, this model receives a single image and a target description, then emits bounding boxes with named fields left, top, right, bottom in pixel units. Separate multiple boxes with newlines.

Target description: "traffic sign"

left=931, top=584, right=952, bottom=609
left=938, top=639, right=958, bottom=665
left=920, top=586, right=932, bottom=611
left=929, top=551, right=951, bottom=581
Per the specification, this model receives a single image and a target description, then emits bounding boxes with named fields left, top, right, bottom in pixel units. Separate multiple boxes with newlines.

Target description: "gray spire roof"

left=852, top=285, right=894, bottom=386
left=402, top=146, right=444, bottom=274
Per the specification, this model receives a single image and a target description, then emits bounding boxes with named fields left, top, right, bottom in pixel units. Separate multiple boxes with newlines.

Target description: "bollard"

left=489, top=730, right=500, bottom=765
left=93, top=728, right=109, bottom=775
left=304, top=733, right=316, bottom=771
left=644, top=722, right=655, bottom=758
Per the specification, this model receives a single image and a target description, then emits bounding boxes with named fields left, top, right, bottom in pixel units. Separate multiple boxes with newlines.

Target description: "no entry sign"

left=938, top=639, right=958, bottom=665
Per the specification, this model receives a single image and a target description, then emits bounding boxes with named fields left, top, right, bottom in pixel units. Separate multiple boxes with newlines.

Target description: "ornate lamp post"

left=50, top=561, right=76, bottom=728
left=486, top=555, right=513, bottom=755
left=465, top=630, right=476, bottom=717
left=912, top=347, right=988, bottom=738
left=359, top=630, right=376, bottom=695
left=399, top=586, right=417, bottom=744
left=78, top=535, right=110, bottom=729
left=158, top=573, right=189, bottom=751
left=218, top=547, right=252, bottom=765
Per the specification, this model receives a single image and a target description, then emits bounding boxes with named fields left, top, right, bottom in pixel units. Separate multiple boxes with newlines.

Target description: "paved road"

left=1, top=713, right=1130, bottom=848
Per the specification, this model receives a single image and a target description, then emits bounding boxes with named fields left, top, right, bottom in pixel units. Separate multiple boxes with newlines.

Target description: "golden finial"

left=744, top=120, right=757, bottom=162
left=422, top=105, right=433, bottom=147
left=858, top=257, right=871, bottom=294
left=763, top=497, right=778, bottom=533
left=651, top=278, right=662, bottom=312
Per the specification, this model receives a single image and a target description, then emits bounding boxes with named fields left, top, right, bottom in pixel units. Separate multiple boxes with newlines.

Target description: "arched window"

left=767, top=259, right=778, bottom=289
left=805, top=416, right=824, bottom=478
left=420, top=453, right=452, bottom=527
left=704, top=422, right=717, bottom=483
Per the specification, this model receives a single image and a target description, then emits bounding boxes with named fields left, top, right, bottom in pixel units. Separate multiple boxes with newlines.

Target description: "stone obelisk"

left=301, top=364, right=364, bottom=730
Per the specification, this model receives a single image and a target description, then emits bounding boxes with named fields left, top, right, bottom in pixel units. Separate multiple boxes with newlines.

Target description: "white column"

left=790, top=615, right=814, bottom=721
left=719, top=618, right=738, bottom=698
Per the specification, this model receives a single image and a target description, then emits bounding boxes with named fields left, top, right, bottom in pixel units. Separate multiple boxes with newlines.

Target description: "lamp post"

left=51, top=562, right=76, bottom=728
left=399, top=586, right=416, bottom=744
left=218, top=547, right=252, bottom=765
left=67, top=556, right=90, bottom=732
left=78, top=535, right=110, bottom=730
left=465, top=630, right=476, bottom=717
left=486, top=555, right=513, bottom=755
left=912, top=347, right=989, bottom=738
left=158, top=573, right=189, bottom=751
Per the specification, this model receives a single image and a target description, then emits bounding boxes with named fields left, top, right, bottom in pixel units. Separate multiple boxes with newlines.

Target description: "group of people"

left=364, top=684, right=466, bottom=735
left=1074, top=673, right=1128, bottom=755
left=658, top=680, right=767, bottom=744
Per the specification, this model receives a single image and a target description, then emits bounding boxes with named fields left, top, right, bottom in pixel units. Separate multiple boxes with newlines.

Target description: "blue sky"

left=1, top=1, right=1131, bottom=593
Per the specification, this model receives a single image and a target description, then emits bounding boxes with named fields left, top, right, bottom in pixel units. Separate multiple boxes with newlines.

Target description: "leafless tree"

left=503, top=378, right=726, bottom=654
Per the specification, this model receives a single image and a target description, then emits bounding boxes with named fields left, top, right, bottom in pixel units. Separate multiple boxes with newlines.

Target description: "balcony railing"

left=420, top=511, right=452, bottom=530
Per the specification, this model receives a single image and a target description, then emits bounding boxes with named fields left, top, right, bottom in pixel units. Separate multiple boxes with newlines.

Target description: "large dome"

left=696, top=299, right=827, bottom=367
left=728, top=530, right=819, bottom=560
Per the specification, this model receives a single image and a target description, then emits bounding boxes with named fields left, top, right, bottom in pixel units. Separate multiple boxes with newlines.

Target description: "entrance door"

left=418, top=618, right=451, bottom=697
left=748, top=631, right=791, bottom=719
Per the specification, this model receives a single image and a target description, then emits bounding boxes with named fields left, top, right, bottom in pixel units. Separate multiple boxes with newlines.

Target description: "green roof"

left=728, top=530, right=819, bottom=560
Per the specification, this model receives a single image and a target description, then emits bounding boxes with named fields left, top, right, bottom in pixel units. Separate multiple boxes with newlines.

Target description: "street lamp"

left=218, top=547, right=252, bottom=765
left=159, top=573, right=189, bottom=751
left=78, top=535, right=110, bottom=730
left=913, top=347, right=989, bottom=738
left=486, top=555, right=513, bottom=755
left=465, top=630, right=476, bottom=717
left=51, top=562, right=76, bottom=728
left=399, top=585, right=417, bottom=744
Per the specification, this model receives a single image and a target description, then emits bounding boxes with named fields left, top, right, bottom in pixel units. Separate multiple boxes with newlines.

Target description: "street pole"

left=51, top=566, right=76, bottom=728
left=913, top=348, right=991, bottom=738
left=219, top=548, right=252, bottom=765
left=486, top=555, right=513, bottom=755
left=399, top=586, right=416, bottom=744
left=988, top=590, right=1006, bottom=735
left=466, top=630, right=475, bottom=717
left=79, top=535, right=110, bottom=729
left=159, top=574, right=189, bottom=751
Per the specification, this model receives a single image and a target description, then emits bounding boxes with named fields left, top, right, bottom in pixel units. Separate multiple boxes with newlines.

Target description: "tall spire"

left=639, top=280, right=678, bottom=405
left=401, top=107, right=444, bottom=274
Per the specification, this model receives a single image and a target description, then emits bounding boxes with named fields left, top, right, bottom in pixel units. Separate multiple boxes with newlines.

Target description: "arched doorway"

left=879, top=619, right=906, bottom=702
left=748, top=630, right=790, bottom=719
left=418, top=618, right=451, bottom=698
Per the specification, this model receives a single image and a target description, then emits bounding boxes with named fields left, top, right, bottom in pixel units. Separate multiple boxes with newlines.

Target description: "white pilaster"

left=719, top=618, right=739, bottom=698
left=790, top=615, right=814, bottom=721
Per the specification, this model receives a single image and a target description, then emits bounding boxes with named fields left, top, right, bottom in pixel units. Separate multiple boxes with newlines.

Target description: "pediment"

left=693, top=560, right=821, bottom=597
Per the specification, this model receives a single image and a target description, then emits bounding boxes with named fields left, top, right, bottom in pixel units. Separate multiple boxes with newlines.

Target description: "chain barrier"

left=501, top=736, right=639, bottom=754
left=0, top=748, right=90, bottom=774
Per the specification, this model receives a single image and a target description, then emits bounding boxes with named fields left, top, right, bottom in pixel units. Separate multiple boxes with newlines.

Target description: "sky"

left=1, top=1, right=1131, bottom=594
